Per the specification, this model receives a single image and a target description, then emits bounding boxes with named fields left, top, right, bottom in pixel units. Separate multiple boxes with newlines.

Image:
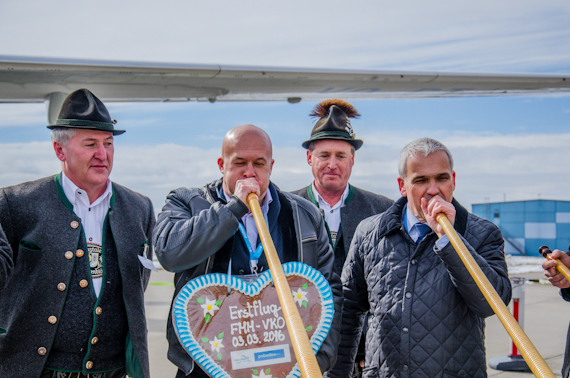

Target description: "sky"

left=0, top=0, right=569, bottom=215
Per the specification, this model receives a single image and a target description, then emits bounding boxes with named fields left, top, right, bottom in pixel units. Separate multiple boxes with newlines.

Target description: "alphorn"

left=538, top=245, right=570, bottom=282
left=247, top=193, right=323, bottom=378
left=436, top=213, right=555, bottom=378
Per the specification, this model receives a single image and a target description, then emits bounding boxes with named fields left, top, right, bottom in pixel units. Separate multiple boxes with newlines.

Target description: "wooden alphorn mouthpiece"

left=539, top=245, right=570, bottom=282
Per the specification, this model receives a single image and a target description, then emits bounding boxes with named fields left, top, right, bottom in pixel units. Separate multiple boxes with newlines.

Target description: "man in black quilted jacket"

left=331, top=137, right=511, bottom=378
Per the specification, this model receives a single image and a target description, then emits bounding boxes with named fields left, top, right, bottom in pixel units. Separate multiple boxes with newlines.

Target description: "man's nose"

left=426, top=179, right=440, bottom=195
left=327, top=157, right=338, bottom=169
left=94, top=144, right=106, bottom=160
left=243, top=163, right=256, bottom=177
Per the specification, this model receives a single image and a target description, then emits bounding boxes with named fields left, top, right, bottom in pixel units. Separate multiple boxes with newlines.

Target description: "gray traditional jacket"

left=154, top=179, right=343, bottom=375
left=0, top=174, right=155, bottom=378
left=332, top=197, right=512, bottom=378
left=291, top=185, right=393, bottom=275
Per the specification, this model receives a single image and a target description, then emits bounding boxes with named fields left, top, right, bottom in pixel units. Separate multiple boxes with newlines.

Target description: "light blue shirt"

left=403, top=204, right=449, bottom=249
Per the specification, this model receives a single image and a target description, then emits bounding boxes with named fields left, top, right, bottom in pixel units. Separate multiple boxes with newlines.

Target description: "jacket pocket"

left=301, top=236, right=317, bottom=264
left=19, top=239, right=41, bottom=252
left=362, top=366, right=378, bottom=378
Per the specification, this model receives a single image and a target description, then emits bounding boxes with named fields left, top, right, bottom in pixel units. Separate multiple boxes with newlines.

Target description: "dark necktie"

left=416, top=223, right=431, bottom=241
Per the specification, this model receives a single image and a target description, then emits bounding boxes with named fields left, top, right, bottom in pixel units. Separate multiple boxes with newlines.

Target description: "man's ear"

left=53, top=141, right=66, bottom=162
left=397, top=177, right=407, bottom=197
left=306, top=149, right=313, bottom=166
left=217, top=157, right=224, bottom=174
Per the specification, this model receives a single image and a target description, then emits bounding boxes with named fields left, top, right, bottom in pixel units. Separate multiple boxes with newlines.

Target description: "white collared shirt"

left=311, top=182, right=349, bottom=234
left=223, top=189, right=272, bottom=272
left=403, top=204, right=449, bottom=248
left=61, top=172, right=112, bottom=297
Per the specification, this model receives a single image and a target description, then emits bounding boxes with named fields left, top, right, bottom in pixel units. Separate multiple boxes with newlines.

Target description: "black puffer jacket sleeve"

left=435, top=215, right=511, bottom=318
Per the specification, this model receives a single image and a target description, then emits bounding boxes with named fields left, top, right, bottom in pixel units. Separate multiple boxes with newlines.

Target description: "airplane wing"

left=1, top=55, right=569, bottom=122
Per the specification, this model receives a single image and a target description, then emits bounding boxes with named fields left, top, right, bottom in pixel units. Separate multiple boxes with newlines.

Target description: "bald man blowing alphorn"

left=154, top=125, right=342, bottom=378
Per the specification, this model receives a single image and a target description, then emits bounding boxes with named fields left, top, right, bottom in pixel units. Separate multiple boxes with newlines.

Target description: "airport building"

left=472, top=199, right=570, bottom=257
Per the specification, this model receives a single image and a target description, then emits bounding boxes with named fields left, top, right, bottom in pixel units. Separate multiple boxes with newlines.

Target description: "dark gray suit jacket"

left=0, top=174, right=155, bottom=378
left=291, top=184, right=393, bottom=255
left=0, top=223, right=12, bottom=293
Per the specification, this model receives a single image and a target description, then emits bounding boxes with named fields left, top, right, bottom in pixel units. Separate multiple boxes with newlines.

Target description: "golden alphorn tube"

left=538, top=245, right=570, bottom=282
left=248, top=193, right=323, bottom=378
left=436, top=213, right=555, bottom=378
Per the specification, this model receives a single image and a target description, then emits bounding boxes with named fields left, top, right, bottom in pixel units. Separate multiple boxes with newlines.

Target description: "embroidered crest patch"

left=88, top=243, right=103, bottom=278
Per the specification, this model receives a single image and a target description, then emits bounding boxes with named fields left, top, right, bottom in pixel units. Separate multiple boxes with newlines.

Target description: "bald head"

left=218, top=124, right=274, bottom=202
left=221, top=124, right=273, bottom=160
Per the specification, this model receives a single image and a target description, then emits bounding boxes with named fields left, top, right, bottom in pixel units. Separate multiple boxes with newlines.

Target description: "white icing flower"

left=209, top=336, right=224, bottom=353
left=292, top=288, right=308, bottom=306
left=201, top=297, right=219, bottom=317
left=252, top=369, right=272, bottom=378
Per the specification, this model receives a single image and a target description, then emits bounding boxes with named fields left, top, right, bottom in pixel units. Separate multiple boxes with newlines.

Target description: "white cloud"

left=0, top=1, right=569, bottom=73
left=0, top=103, right=45, bottom=127
left=1, top=131, right=569, bottom=214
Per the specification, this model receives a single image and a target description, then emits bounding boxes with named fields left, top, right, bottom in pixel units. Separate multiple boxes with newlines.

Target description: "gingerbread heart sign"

left=172, top=262, right=334, bottom=378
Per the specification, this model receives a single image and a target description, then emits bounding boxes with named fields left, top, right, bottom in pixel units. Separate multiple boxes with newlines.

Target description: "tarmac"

left=146, top=268, right=570, bottom=377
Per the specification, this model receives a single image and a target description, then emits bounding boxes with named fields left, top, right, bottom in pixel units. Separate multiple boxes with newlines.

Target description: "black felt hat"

left=302, top=99, right=363, bottom=150
left=47, top=89, right=125, bottom=135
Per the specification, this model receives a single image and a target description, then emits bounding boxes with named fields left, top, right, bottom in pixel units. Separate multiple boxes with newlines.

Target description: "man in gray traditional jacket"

left=0, top=89, right=155, bottom=378
left=331, top=137, right=511, bottom=378
left=292, top=100, right=393, bottom=375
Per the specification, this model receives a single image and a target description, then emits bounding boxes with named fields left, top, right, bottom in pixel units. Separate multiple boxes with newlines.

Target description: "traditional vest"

left=306, top=185, right=355, bottom=277
left=45, top=191, right=129, bottom=374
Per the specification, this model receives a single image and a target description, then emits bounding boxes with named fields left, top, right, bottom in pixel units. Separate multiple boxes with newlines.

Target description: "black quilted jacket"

left=331, top=197, right=511, bottom=378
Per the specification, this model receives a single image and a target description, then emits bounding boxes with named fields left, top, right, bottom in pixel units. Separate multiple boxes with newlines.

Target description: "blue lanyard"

left=238, top=223, right=264, bottom=261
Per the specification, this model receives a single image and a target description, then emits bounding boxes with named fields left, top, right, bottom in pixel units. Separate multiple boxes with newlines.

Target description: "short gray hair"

left=50, top=127, right=77, bottom=146
left=398, top=137, right=453, bottom=179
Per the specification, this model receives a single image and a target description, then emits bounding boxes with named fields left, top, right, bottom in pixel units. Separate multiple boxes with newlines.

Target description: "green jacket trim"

left=54, top=173, right=116, bottom=212
left=125, top=332, right=144, bottom=378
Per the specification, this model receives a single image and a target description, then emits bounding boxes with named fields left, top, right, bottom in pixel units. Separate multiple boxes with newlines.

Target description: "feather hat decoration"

left=302, top=99, right=363, bottom=150
left=309, top=99, right=361, bottom=119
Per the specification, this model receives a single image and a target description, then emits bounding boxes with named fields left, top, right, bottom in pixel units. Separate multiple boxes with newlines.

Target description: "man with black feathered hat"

left=0, top=89, right=155, bottom=378
left=292, top=100, right=393, bottom=376
left=292, top=99, right=393, bottom=277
